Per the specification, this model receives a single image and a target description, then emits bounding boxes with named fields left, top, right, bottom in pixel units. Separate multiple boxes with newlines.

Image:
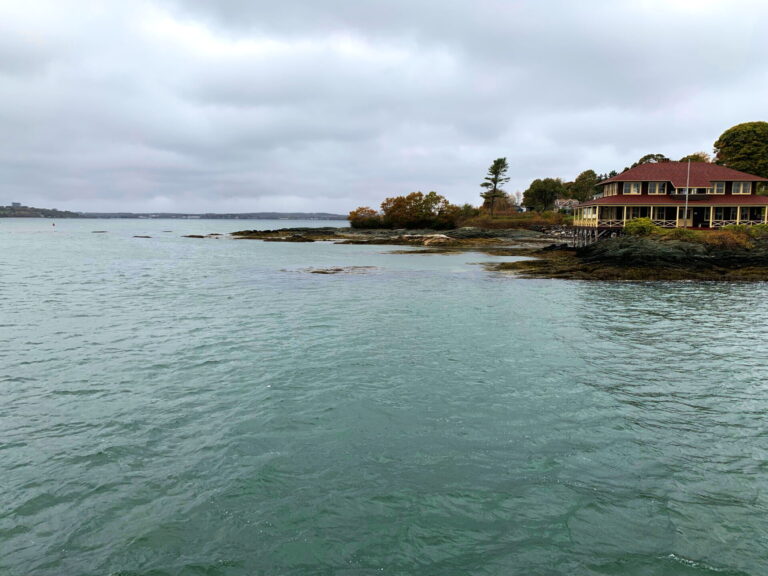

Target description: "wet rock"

left=263, top=234, right=315, bottom=242
left=306, top=266, right=377, bottom=274
left=422, top=234, right=456, bottom=246
left=577, top=237, right=708, bottom=268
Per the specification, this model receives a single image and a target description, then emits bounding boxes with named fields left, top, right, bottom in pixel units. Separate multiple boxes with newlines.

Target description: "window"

left=711, top=182, right=725, bottom=194
left=732, top=182, right=752, bottom=194
left=622, top=182, right=641, bottom=195
left=715, top=207, right=737, bottom=220
left=648, top=182, right=667, bottom=195
left=602, top=182, right=618, bottom=196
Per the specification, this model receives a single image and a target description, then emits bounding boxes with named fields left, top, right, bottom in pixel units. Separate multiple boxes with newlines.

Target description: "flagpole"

left=684, top=159, right=691, bottom=228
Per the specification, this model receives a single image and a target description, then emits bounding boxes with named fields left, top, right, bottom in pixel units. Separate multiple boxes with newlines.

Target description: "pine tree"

left=480, top=158, right=510, bottom=217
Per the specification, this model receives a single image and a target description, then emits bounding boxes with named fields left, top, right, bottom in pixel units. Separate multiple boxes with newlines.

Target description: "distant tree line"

left=0, top=205, right=80, bottom=218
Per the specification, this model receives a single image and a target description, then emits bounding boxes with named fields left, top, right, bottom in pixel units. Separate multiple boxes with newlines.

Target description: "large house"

left=573, top=162, right=768, bottom=229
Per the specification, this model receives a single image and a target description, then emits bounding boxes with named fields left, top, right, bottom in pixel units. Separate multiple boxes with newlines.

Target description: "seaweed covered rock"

left=577, top=236, right=708, bottom=268
left=262, top=234, right=315, bottom=242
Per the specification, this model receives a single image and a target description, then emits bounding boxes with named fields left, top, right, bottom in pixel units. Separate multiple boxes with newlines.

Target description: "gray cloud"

left=1, top=0, right=767, bottom=213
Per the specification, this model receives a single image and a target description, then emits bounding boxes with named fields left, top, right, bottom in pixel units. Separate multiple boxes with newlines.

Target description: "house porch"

left=573, top=205, right=768, bottom=229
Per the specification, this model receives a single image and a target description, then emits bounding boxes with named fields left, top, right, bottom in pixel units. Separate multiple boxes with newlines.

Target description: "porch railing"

left=597, top=219, right=623, bottom=227
left=575, top=217, right=768, bottom=229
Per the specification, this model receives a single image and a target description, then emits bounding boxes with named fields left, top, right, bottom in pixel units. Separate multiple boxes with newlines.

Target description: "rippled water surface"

left=2, top=218, right=768, bottom=575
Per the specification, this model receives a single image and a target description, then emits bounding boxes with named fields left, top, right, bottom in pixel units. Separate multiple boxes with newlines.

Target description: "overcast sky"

left=1, top=0, right=766, bottom=213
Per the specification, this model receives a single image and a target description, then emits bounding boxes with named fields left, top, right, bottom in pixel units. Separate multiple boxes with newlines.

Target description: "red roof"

left=579, top=195, right=768, bottom=207
left=599, top=162, right=768, bottom=188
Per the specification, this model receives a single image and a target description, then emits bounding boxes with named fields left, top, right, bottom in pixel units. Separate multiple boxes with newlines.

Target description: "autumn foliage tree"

left=381, top=191, right=460, bottom=229
left=347, top=206, right=384, bottom=228
left=348, top=191, right=462, bottom=229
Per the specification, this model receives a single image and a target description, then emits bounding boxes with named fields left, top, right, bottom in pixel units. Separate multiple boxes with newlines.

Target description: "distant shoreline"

left=0, top=211, right=348, bottom=220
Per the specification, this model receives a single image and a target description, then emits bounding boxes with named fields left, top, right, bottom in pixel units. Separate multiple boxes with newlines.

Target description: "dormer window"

left=711, top=182, right=725, bottom=194
left=622, top=182, right=641, bottom=195
left=648, top=182, right=667, bottom=195
left=732, top=182, right=752, bottom=194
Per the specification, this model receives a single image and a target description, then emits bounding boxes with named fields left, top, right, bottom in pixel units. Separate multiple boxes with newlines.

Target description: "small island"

left=231, top=124, right=768, bottom=281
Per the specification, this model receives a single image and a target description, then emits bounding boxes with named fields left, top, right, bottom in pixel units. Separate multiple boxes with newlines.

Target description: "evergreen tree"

left=480, top=157, right=510, bottom=217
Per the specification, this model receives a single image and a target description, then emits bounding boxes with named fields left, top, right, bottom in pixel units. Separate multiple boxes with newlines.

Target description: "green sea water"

left=2, top=218, right=768, bottom=575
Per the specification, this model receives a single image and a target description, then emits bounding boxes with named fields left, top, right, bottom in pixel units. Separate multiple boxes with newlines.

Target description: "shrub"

left=699, top=230, right=753, bottom=250
left=457, top=203, right=481, bottom=223
left=663, top=228, right=697, bottom=241
left=748, top=223, right=768, bottom=238
left=624, top=217, right=659, bottom=236
left=722, top=224, right=751, bottom=236
left=461, top=211, right=568, bottom=230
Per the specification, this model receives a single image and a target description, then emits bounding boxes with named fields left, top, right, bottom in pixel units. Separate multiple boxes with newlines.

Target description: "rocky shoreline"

left=490, top=235, right=768, bottom=281
left=230, top=226, right=558, bottom=248
left=225, top=226, right=768, bottom=281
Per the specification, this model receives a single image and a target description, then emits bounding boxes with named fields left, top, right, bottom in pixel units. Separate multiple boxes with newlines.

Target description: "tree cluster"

left=348, top=191, right=465, bottom=229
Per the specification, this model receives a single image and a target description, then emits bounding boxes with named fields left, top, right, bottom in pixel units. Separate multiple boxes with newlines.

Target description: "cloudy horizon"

left=1, top=0, right=766, bottom=213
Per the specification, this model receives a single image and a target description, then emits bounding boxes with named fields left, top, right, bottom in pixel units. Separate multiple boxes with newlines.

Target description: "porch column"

left=709, top=207, right=714, bottom=228
left=736, top=207, right=741, bottom=224
left=676, top=206, right=680, bottom=228
left=622, top=206, right=627, bottom=226
left=764, top=206, right=767, bottom=224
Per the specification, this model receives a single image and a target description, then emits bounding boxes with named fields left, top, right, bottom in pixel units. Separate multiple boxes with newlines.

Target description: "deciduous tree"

left=380, top=191, right=460, bottom=229
left=522, top=178, right=565, bottom=212
left=348, top=206, right=383, bottom=229
left=679, top=151, right=712, bottom=163
left=714, top=121, right=768, bottom=178
left=623, top=153, right=670, bottom=172
left=568, top=169, right=598, bottom=202
left=633, top=153, right=670, bottom=166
